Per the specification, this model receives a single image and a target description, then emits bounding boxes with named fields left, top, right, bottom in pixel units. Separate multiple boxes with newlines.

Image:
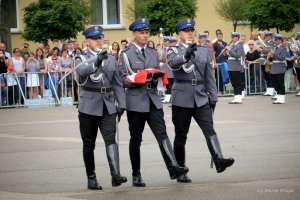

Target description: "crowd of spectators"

left=0, top=31, right=299, bottom=107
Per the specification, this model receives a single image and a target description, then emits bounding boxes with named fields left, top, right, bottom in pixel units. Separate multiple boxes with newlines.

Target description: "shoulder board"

left=167, top=46, right=178, bottom=54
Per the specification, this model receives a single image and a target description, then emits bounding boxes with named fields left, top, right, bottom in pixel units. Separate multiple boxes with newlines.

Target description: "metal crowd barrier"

left=244, top=62, right=264, bottom=95
left=0, top=71, right=79, bottom=108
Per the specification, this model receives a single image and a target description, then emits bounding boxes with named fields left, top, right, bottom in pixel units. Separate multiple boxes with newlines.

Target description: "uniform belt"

left=175, top=79, right=204, bottom=85
left=272, top=60, right=286, bottom=64
left=82, top=86, right=113, bottom=93
left=228, top=57, right=240, bottom=60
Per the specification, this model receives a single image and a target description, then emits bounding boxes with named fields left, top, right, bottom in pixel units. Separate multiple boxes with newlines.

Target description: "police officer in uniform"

left=119, top=18, right=188, bottom=187
left=260, top=32, right=276, bottom=96
left=163, top=37, right=177, bottom=103
left=167, top=19, right=234, bottom=183
left=268, top=34, right=287, bottom=104
left=76, top=26, right=127, bottom=190
left=227, top=32, right=246, bottom=104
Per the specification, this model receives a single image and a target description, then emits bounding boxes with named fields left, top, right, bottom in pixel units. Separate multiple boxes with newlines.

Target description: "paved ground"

left=0, top=94, right=299, bottom=200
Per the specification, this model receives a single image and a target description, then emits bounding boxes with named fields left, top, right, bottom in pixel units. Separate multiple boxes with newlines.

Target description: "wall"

left=9, top=0, right=300, bottom=52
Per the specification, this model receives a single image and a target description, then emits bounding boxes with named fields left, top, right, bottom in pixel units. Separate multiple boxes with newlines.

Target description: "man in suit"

left=167, top=19, right=235, bottom=183
left=227, top=32, right=246, bottom=104
left=119, top=18, right=188, bottom=187
left=76, top=25, right=127, bottom=190
left=269, top=34, right=287, bottom=104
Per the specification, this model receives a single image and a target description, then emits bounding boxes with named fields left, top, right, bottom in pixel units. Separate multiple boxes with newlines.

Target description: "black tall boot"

left=83, top=150, right=102, bottom=190
left=159, top=139, right=189, bottom=179
left=106, top=144, right=127, bottom=187
left=129, top=143, right=146, bottom=187
left=174, top=147, right=192, bottom=183
left=206, top=135, right=235, bottom=173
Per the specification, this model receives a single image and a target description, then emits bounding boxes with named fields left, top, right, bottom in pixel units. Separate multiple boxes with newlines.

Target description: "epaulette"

left=122, top=46, right=131, bottom=53
left=167, top=46, right=178, bottom=54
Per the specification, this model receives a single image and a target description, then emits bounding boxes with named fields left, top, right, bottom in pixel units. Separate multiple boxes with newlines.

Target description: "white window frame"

left=10, top=0, right=20, bottom=33
left=93, top=0, right=124, bottom=29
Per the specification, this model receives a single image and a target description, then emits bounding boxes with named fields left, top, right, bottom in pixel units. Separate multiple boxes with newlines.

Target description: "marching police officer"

left=163, top=37, right=177, bottom=104
left=260, top=31, right=276, bottom=96
left=227, top=32, right=246, bottom=104
left=268, top=34, right=287, bottom=104
left=167, top=19, right=235, bottom=183
left=119, top=18, right=188, bottom=187
left=76, top=25, right=127, bottom=190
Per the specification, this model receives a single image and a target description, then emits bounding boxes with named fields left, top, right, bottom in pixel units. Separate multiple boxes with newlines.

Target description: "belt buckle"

left=146, top=83, right=152, bottom=89
left=100, top=87, right=107, bottom=93
left=192, top=79, right=197, bottom=86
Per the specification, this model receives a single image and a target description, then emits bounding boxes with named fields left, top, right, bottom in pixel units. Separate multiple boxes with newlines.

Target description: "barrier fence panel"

left=1, top=63, right=299, bottom=108
left=245, top=62, right=264, bottom=95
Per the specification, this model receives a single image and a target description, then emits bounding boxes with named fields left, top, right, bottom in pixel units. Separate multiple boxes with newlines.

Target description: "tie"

left=141, top=48, right=146, bottom=58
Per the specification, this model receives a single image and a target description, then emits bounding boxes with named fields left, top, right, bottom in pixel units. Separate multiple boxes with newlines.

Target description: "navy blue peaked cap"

left=129, top=18, right=149, bottom=32
left=83, top=25, right=104, bottom=39
left=175, top=19, right=195, bottom=33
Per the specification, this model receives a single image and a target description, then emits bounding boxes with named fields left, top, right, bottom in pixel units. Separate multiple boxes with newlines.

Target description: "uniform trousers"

left=272, top=73, right=285, bottom=95
left=172, top=103, right=216, bottom=149
left=228, top=71, right=244, bottom=95
left=78, top=104, right=116, bottom=176
left=262, top=65, right=274, bottom=88
left=127, top=100, right=168, bottom=175
left=165, top=78, right=174, bottom=95
left=215, top=68, right=225, bottom=93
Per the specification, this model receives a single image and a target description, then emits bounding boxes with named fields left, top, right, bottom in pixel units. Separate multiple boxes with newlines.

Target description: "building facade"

left=5, top=0, right=300, bottom=51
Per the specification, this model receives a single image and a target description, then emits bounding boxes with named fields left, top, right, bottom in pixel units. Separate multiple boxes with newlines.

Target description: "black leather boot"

left=83, top=150, right=102, bottom=189
left=130, top=143, right=146, bottom=187
left=207, top=135, right=235, bottom=173
left=87, top=174, right=102, bottom=190
left=174, top=147, right=192, bottom=183
left=159, top=139, right=189, bottom=179
left=106, top=144, right=127, bottom=187
left=132, top=174, right=146, bottom=187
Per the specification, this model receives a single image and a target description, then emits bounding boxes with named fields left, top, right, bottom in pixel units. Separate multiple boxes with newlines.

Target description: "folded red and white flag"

left=126, top=68, right=168, bottom=90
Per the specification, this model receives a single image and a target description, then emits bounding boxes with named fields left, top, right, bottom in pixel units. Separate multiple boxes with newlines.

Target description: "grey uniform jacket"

left=260, top=40, right=275, bottom=65
left=228, top=42, right=245, bottom=72
left=270, top=45, right=287, bottom=74
left=163, top=47, right=175, bottom=78
left=76, top=49, right=126, bottom=116
left=119, top=45, right=162, bottom=112
left=167, top=43, right=218, bottom=108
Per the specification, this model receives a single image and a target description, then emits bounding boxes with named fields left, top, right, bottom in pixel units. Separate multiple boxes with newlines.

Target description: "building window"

left=91, top=0, right=122, bottom=29
left=3, top=0, right=19, bottom=32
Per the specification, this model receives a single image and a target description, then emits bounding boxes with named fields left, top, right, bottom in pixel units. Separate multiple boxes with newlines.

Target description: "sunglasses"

left=14, top=51, right=20, bottom=53
left=248, top=44, right=254, bottom=45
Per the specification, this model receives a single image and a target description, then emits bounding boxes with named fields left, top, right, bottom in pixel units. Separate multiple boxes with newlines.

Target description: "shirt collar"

left=181, top=43, right=188, bottom=48
left=134, top=42, right=147, bottom=52
left=234, top=41, right=240, bottom=45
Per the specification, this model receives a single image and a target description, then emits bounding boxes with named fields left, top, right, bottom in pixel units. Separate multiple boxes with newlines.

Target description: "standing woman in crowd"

left=45, top=47, right=61, bottom=99
left=8, top=48, right=26, bottom=105
left=60, top=48, right=73, bottom=97
left=147, top=40, right=155, bottom=49
left=111, top=42, right=120, bottom=61
left=245, top=40, right=260, bottom=91
left=26, top=52, right=40, bottom=99
left=0, top=49, right=8, bottom=74
left=0, top=50, right=8, bottom=105
left=36, top=48, right=46, bottom=98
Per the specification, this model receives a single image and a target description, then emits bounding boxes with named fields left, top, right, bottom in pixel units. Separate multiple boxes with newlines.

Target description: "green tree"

left=143, top=0, right=197, bottom=36
left=214, top=0, right=248, bottom=32
left=23, top=0, right=91, bottom=43
left=126, top=0, right=149, bottom=22
left=247, top=0, right=300, bottom=33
